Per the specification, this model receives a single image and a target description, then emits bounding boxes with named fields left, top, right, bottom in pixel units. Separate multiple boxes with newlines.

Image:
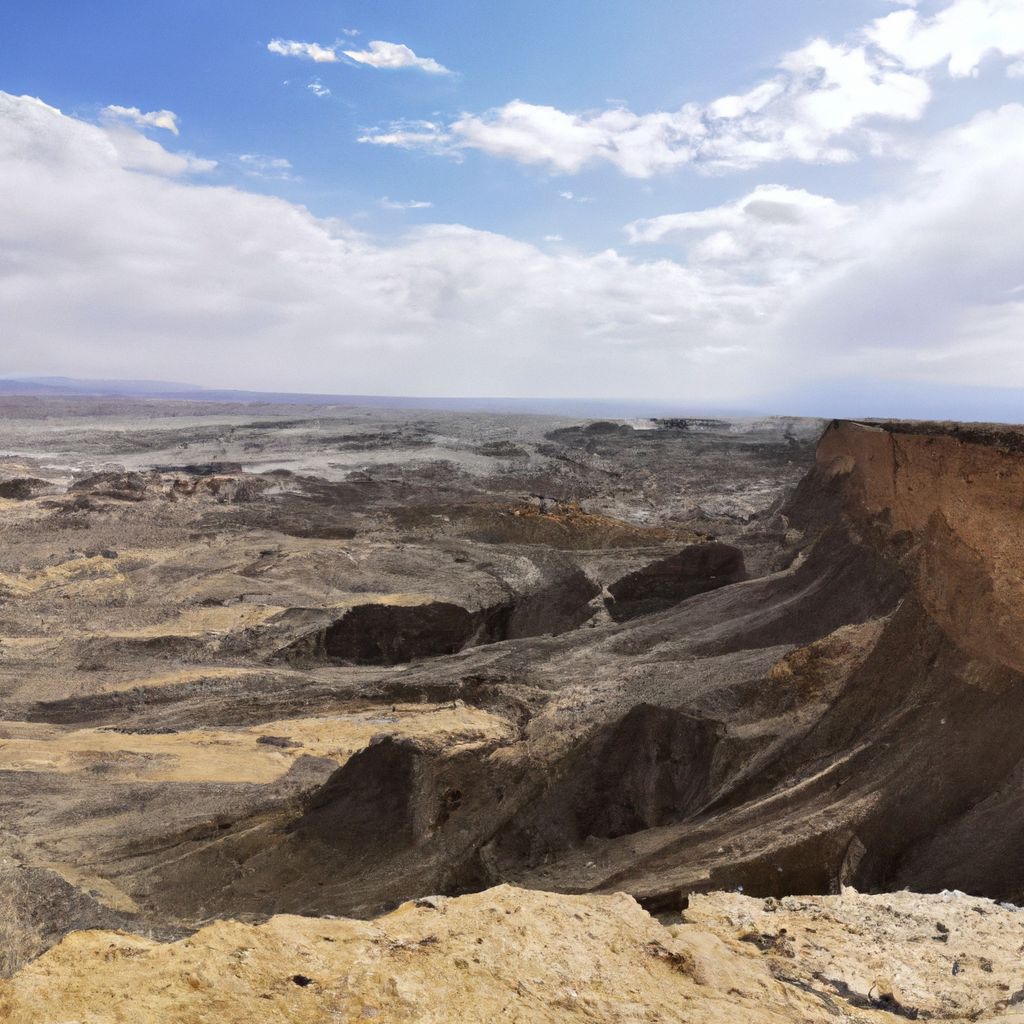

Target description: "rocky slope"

left=120, top=417, right=1024, bottom=924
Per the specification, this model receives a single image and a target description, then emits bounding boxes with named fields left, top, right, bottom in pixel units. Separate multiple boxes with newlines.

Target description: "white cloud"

left=380, top=197, right=434, bottom=209
left=239, top=154, right=295, bottom=180
left=267, top=39, right=338, bottom=63
left=342, top=28, right=360, bottom=37
left=627, top=185, right=857, bottom=289
left=360, top=37, right=929, bottom=175
left=766, top=103, right=1024, bottom=390
left=866, top=0, right=1024, bottom=77
left=359, top=0, right=1024, bottom=177
left=618, top=102, right=1024, bottom=397
left=95, top=109, right=215, bottom=176
left=307, top=80, right=331, bottom=98
left=357, top=119, right=451, bottom=150
left=5, top=91, right=1024, bottom=407
left=0, top=92, right=766, bottom=402
left=269, top=36, right=451, bottom=74
left=1009, top=59, right=1024, bottom=76
left=543, top=234, right=564, bottom=242
left=342, top=40, right=451, bottom=75
left=100, top=105, right=180, bottom=135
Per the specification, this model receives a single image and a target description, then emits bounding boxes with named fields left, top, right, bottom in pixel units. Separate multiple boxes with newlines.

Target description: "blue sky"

left=2, top=0, right=1024, bottom=415
left=2, top=1, right=887, bottom=243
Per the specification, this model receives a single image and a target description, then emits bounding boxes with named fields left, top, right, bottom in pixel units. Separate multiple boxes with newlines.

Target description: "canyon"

left=1, top=398, right=1024, bottom=1021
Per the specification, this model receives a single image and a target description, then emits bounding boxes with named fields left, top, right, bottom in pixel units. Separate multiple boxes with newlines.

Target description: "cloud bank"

left=2, top=91, right=1023, bottom=410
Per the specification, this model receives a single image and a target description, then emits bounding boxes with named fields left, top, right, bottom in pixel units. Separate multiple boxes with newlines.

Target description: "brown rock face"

left=816, top=420, right=1024, bottom=673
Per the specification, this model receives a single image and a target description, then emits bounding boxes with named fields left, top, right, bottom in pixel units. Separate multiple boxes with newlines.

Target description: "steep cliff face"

left=486, top=421, right=1024, bottom=905
left=746, top=419, right=1024, bottom=900
left=814, top=420, right=1024, bottom=674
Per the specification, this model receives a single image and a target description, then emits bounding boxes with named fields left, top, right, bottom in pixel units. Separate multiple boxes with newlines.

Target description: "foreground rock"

left=3, top=885, right=1024, bottom=1023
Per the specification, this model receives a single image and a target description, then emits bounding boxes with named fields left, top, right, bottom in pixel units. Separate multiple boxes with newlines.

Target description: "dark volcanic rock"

left=287, top=601, right=482, bottom=666
left=277, top=564, right=600, bottom=666
left=606, top=542, right=746, bottom=621
left=0, top=477, right=50, bottom=500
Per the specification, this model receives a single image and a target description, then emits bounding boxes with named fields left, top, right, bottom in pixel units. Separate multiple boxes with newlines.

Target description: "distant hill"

left=0, top=376, right=204, bottom=397
left=0, top=376, right=745, bottom=419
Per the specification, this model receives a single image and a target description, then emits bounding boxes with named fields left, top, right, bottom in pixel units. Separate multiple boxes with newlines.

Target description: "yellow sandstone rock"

left=3, top=884, right=1023, bottom=1023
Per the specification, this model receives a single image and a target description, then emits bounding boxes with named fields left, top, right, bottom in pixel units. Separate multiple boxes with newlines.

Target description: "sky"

left=1, top=0, right=1023, bottom=417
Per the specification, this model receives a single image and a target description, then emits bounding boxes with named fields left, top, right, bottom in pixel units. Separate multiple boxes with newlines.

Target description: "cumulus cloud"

left=765, top=104, right=1024, bottom=392
left=267, top=39, right=339, bottom=63
left=627, top=185, right=857, bottom=288
left=360, top=38, right=929, bottom=175
left=307, top=80, right=331, bottom=98
left=629, top=185, right=847, bottom=243
left=866, top=0, right=1024, bottom=77
left=95, top=116, right=216, bottom=176
left=4, top=91, right=1024, bottom=408
left=615, top=103, right=1024, bottom=399
left=360, top=0, right=1024, bottom=177
left=342, top=40, right=451, bottom=75
left=101, top=105, right=180, bottom=135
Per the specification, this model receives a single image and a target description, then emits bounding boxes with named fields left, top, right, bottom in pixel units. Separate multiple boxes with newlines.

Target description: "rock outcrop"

left=3, top=885, right=1024, bottom=1023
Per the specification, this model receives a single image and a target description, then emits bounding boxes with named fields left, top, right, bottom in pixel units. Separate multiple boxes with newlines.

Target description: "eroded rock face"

left=487, top=705, right=721, bottom=866
left=606, top=542, right=746, bottom=621
left=285, top=601, right=482, bottom=665
left=276, top=565, right=602, bottom=666
left=814, top=420, right=1024, bottom=674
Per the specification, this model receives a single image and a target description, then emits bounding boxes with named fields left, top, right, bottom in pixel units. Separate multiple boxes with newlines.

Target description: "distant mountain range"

left=0, top=376, right=206, bottom=398
left=5, top=375, right=1016, bottom=423
left=0, top=376, right=747, bottom=419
